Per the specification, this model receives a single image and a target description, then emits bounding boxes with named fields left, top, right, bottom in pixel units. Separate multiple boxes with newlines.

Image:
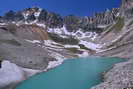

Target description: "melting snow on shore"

left=79, top=40, right=102, bottom=51
left=44, top=52, right=66, bottom=71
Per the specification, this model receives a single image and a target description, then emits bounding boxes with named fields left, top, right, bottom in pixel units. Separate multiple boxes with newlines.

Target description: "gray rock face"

left=62, top=8, right=119, bottom=32
left=121, top=0, right=133, bottom=18
left=95, top=17, right=133, bottom=59
left=0, top=27, right=55, bottom=70
left=94, top=8, right=119, bottom=25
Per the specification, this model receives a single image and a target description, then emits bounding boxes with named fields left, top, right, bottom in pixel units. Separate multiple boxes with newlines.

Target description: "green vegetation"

left=106, top=43, right=116, bottom=48
left=0, top=55, right=4, bottom=63
left=0, top=56, right=3, bottom=61
left=7, top=24, right=17, bottom=35
left=48, top=33, right=79, bottom=45
left=104, top=17, right=124, bottom=34
left=111, top=17, right=124, bottom=32
left=65, top=48, right=81, bottom=54
left=0, top=39, right=21, bottom=46
left=65, top=44, right=94, bottom=54
left=104, top=25, right=112, bottom=31
left=79, top=44, right=90, bottom=50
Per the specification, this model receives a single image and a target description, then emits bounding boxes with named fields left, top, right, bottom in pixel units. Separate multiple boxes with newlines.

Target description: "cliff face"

left=17, top=24, right=48, bottom=41
left=91, top=0, right=133, bottom=89
left=121, top=0, right=133, bottom=18
left=93, top=0, right=133, bottom=59
left=0, top=25, right=54, bottom=70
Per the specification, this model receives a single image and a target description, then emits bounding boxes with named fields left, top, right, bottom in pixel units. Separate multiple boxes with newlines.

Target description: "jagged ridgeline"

left=121, top=0, right=133, bottom=18
left=0, top=7, right=120, bottom=33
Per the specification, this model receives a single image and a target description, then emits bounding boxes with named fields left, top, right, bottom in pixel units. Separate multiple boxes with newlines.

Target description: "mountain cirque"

left=0, top=0, right=133, bottom=89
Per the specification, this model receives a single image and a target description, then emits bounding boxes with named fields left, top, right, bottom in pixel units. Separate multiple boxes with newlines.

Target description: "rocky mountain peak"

left=122, top=0, right=133, bottom=8
left=0, top=6, right=121, bottom=33
left=120, top=0, right=133, bottom=18
left=22, top=7, right=42, bottom=20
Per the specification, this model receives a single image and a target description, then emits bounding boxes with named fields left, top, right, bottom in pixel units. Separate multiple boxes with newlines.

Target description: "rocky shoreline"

left=2, top=56, right=129, bottom=89
left=91, top=59, right=133, bottom=89
left=0, top=54, right=67, bottom=89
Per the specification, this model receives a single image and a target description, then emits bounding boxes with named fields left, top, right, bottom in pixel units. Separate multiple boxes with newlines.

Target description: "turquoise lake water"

left=15, top=57, right=125, bottom=89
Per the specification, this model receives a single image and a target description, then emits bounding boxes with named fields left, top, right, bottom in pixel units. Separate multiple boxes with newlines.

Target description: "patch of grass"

left=48, top=33, right=79, bottom=45
left=79, top=44, right=90, bottom=50
left=106, top=43, right=116, bottom=48
left=111, top=17, right=124, bottom=32
left=103, top=25, right=112, bottom=31
left=0, top=56, right=3, bottom=61
left=7, top=24, right=17, bottom=35
left=0, top=39, right=21, bottom=46
left=104, top=17, right=124, bottom=35
left=65, top=48, right=81, bottom=54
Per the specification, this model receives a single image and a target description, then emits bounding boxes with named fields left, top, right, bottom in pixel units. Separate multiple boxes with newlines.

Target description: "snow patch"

left=78, top=51, right=89, bottom=57
left=48, top=28, right=63, bottom=34
left=79, top=40, right=102, bottom=51
left=97, top=25, right=108, bottom=28
left=47, top=26, right=98, bottom=41
left=0, top=23, right=6, bottom=25
left=22, top=12, right=29, bottom=20
left=0, top=61, right=25, bottom=88
left=22, top=68, right=41, bottom=78
left=64, top=45, right=80, bottom=49
left=43, top=40, right=63, bottom=49
left=25, top=39, right=41, bottom=44
left=34, top=8, right=42, bottom=18
left=45, top=52, right=66, bottom=71
left=36, top=23, right=46, bottom=28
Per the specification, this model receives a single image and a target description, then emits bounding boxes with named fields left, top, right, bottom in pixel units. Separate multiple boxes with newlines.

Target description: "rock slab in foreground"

left=0, top=61, right=25, bottom=89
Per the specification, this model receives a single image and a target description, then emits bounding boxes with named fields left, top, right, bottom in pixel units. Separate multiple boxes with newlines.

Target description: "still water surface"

left=15, top=57, right=124, bottom=89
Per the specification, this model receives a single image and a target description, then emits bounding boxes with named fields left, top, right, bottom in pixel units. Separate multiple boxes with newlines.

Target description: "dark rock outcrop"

left=27, top=14, right=36, bottom=22
left=38, top=9, right=48, bottom=22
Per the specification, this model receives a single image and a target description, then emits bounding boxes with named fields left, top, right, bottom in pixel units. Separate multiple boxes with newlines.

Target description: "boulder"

left=0, top=61, right=25, bottom=89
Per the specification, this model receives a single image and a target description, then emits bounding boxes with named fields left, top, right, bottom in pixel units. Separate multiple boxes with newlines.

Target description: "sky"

left=0, top=0, right=121, bottom=16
